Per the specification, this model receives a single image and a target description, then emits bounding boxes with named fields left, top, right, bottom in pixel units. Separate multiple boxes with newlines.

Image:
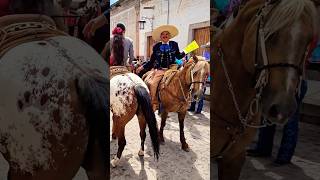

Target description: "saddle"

left=159, top=69, right=178, bottom=90
left=110, top=66, right=130, bottom=79
left=0, top=14, right=67, bottom=57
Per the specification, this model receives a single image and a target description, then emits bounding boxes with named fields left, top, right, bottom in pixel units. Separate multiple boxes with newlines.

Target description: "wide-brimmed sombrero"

left=152, top=25, right=179, bottom=41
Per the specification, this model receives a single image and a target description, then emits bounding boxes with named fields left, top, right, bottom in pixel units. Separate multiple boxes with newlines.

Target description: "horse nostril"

left=269, top=104, right=279, bottom=118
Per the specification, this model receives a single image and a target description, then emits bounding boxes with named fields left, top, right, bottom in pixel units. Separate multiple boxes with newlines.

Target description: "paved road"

left=212, top=122, right=320, bottom=180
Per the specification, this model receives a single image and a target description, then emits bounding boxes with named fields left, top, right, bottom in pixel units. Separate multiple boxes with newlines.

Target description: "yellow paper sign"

left=183, top=40, right=199, bottom=54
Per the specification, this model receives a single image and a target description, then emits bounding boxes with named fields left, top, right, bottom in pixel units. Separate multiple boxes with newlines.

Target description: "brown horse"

left=0, top=1, right=109, bottom=179
left=144, top=56, right=210, bottom=151
left=212, top=0, right=318, bottom=179
left=110, top=67, right=159, bottom=167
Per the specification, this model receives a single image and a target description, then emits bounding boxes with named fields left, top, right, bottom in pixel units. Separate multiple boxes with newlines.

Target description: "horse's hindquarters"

left=0, top=75, right=89, bottom=179
left=110, top=73, right=148, bottom=117
left=0, top=36, right=107, bottom=178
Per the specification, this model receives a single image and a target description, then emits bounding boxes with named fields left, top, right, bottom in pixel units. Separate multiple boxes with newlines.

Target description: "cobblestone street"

left=110, top=101, right=210, bottom=180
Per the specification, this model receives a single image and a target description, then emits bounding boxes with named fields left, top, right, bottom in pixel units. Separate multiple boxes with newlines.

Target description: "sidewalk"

left=301, top=80, right=320, bottom=125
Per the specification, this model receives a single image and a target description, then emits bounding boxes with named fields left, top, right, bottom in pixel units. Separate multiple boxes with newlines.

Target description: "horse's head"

left=241, top=0, right=318, bottom=124
left=184, top=55, right=210, bottom=101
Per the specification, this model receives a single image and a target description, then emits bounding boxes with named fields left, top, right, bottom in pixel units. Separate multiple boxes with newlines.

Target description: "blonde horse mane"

left=188, top=56, right=210, bottom=74
left=263, top=0, right=318, bottom=39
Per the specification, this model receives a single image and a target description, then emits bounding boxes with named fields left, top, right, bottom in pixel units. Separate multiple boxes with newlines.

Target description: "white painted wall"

left=110, top=0, right=210, bottom=59
left=139, top=0, right=210, bottom=58
left=110, top=6, right=138, bottom=57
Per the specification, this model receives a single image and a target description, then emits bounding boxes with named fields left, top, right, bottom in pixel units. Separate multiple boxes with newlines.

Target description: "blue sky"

left=111, top=0, right=119, bottom=5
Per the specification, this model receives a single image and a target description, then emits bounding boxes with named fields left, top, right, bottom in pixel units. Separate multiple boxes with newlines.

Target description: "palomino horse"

left=0, top=1, right=109, bottom=179
left=212, top=0, right=318, bottom=179
left=144, top=56, right=210, bottom=151
left=110, top=66, right=159, bottom=167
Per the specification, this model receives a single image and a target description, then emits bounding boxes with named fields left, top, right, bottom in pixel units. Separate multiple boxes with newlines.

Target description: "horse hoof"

left=138, top=149, right=144, bottom=156
left=159, top=138, right=165, bottom=144
left=159, top=136, right=165, bottom=144
left=112, top=133, right=117, bottom=139
left=182, top=144, right=190, bottom=152
left=111, top=157, right=120, bottom=168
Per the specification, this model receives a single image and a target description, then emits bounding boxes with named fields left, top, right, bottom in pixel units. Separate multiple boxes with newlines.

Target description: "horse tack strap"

left=161, top=69, right=179, bottom=87
left=110, top=66, right=130, bottom=79
left=212, top=116, right=245, bottom=159
left=0, top=14, right=67, bottom=58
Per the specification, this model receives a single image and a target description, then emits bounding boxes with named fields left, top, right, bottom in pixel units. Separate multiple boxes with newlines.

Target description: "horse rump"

left=134, top=85, right=160, bottom=159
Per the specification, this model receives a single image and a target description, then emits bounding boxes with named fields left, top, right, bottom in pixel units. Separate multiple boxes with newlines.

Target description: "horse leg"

left=217, top=151, right=246, bottom=180
left=178, top=112, right=189, bottom=152
left=159, top=111, right=168, bottom=144
left=112, top=118, right=117, bottom=140
left=111, top=127, right=126, bottom=168
left=137, top=111, right=147, bottom=156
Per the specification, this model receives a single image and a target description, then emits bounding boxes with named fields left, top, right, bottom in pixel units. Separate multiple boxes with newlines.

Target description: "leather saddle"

left=0, top=14, right=67, bottom=57
left=160, top=69, right=178, bottom=90
left=110, top=66, right=130, bottom=79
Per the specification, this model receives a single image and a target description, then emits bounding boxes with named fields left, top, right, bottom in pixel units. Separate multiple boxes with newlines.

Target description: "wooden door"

left=147, top=36, right=156, bottom=59
left=194, top=27, right=210, bottom=56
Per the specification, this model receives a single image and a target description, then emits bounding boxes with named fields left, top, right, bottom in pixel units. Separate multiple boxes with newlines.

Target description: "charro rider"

left=136, top=24, right=186, bottom=110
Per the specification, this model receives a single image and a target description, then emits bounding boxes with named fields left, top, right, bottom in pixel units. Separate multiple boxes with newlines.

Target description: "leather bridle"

left=253, top=0, right=304, bottom=91
left=216, top=0, right=310, bottom=129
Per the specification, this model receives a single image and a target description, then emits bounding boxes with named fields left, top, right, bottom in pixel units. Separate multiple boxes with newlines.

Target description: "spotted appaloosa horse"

left=0, top=1, right=109, bottom=180
left=110, top=68, right=159, bottom=167
left=212, top=0, right=318, bottom=179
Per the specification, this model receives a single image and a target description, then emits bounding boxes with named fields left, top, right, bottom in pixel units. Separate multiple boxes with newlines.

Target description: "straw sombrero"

left=152, top=25, right=179, bottom=41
